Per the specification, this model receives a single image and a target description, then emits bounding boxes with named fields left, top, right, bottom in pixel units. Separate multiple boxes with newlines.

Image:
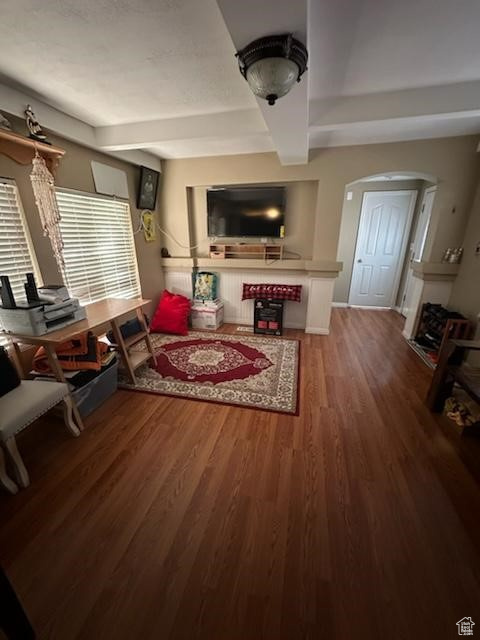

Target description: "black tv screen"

left=207, top=186, right=286, bottom=238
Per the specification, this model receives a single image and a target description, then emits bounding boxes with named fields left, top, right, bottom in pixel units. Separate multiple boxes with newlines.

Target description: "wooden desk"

left=3, top=298, right=156, bottom=431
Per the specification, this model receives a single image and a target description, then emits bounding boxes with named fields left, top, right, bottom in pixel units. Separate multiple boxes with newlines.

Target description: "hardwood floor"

left=1, top=309, right=480, bottom=640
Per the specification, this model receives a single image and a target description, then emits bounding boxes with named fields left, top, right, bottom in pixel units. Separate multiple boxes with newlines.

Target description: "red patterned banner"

left=242, top=283, right=302, bottom=302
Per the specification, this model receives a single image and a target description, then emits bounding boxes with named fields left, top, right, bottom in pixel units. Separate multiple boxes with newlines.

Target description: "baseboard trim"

left=305, top=327, right=330, bottom=335
left=332, top=302, right=349, bottom=308
left=224, top=318, right=305, bottom=331
left=348, top=305, right=392, bottom=311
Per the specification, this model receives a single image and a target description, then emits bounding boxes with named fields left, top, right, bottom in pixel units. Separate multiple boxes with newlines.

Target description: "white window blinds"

left=56, top=190, right=141, bottom=305
left=0, top=179, right=40, bottom=344
left=0, top=179, right=39, bottom=304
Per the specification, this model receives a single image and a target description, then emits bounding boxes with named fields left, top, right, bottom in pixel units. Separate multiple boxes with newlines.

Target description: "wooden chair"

left=0, top=380, right=80, bottom=493
left=426, top=338, right=480, bottom=435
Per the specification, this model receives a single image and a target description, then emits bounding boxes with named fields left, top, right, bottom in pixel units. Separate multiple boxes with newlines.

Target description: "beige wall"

left=160, top=136, right=479, bottom=273
left=334, top=179, right=426, bottom=303
left=4, top=117, right=477, bottom=320
left=189, top=181, right=317, bottom=259
left=0, top=114, right=163, bottom=314
left=449, top=176, right=480, bottom=327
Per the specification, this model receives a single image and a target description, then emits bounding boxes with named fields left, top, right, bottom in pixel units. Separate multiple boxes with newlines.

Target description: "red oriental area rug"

left=119, top=331, right=299, bottom=414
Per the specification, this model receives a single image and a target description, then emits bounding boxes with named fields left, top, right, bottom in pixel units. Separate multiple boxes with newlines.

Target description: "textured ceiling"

left=1, top=0, right=480, bottom=162
left=0, top=0, right=256, bottom=126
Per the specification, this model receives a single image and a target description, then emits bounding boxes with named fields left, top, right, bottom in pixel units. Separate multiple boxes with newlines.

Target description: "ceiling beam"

left=309, top=81, right=480, bottom=131
left=0, top=83, right=161, bottom=171
left=254, top=79, right=308, bottom=165
left=95, top=109, right=267, bottom=150
left=216, top=0, right=309, bottom=165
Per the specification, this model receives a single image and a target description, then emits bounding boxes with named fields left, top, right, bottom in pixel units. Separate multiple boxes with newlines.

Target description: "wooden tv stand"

left=209, top=243, right=283, bottom=261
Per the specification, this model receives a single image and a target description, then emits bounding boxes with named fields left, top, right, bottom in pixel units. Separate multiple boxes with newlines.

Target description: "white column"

left=305, top=276, right=335, bottom=335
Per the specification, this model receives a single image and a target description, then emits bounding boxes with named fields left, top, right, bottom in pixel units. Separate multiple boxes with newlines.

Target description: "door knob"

left=357, top=259, right=362, bottom=263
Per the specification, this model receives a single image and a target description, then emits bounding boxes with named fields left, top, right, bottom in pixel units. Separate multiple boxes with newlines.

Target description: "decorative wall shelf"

left=0, top=129, right=65, bottom=175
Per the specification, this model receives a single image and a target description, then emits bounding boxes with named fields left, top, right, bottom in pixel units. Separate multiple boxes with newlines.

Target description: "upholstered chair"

left=0, top=380, right=80, bottom=493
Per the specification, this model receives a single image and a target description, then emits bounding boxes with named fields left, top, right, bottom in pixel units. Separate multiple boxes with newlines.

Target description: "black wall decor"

left=137, top=166, right=160, bottom=210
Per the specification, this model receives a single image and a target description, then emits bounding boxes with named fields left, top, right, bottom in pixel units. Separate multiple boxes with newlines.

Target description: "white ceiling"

left=1, top=0, right=480, bottom=165
left=327, top=0, right=480, bottom=97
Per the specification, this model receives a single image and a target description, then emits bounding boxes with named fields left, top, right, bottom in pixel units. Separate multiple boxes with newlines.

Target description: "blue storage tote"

left=71, top=360, right=118, bottom=417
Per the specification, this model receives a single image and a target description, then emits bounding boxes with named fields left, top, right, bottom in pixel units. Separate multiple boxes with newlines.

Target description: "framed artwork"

left=137, top=166, right=159, bottom=210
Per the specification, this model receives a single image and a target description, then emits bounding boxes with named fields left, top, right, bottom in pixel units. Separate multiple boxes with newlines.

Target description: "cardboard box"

left=191, top=300, right=224, bottom=330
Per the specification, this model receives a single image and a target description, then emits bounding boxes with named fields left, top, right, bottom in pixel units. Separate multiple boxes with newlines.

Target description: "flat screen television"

left=207, top=186, right=286, bottom=238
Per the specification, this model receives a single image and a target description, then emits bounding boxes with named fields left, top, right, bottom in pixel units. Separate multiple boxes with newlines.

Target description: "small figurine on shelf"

left=24, top=104, right=49, bottom=143
left=0, top=111, right=12, bottom=131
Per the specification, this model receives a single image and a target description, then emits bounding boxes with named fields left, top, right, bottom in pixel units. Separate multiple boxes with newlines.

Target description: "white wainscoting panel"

left=164, top=269, right=308, bottom=329
left=305, top=277, right=335, bottom=334
left=163, top=270, right=192, bottom=298
left=217, top=270, right=308, bottom=328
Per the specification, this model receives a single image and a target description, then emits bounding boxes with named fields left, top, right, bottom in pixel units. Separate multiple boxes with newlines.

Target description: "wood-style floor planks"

left=1, top=309, right=480, bottom=640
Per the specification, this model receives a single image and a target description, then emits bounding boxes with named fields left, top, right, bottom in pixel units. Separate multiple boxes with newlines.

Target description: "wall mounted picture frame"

left=137, top=166, right=159, bottom=210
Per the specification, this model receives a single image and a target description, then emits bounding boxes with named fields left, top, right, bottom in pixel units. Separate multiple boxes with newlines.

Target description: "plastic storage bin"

left=71, top=361, right=118, bottom=417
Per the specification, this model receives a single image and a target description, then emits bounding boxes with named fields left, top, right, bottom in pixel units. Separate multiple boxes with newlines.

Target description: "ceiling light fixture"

left=236, top=34, right=308, bottom=106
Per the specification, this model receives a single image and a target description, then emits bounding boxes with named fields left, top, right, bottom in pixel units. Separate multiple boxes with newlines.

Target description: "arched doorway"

left=334, top=171, right=437, bottom=314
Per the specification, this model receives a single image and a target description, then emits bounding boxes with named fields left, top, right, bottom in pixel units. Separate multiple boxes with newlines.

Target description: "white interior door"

left=400, top=186, right=436, bottom=316
left=349, top=190, right=417, bottom=308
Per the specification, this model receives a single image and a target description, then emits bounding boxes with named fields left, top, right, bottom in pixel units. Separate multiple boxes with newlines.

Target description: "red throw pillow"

left=150, top=290, right=191, bottom=336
